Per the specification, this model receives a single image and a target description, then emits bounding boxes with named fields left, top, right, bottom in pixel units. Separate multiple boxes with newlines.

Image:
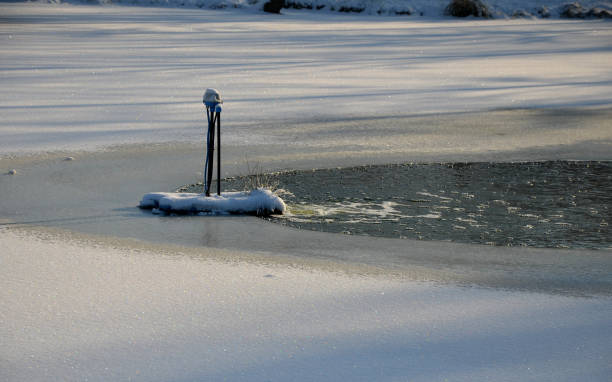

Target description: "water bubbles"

left=186, top=161, right=612, bottom=250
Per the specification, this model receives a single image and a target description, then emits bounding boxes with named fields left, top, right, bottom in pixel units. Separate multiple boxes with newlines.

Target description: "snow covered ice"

left=2, top=228, right=612, bottom=382
left=2, top=2, right=612, bottom=155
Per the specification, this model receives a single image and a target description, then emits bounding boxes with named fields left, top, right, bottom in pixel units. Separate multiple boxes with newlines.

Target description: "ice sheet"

left=2, top=228, right=611, bottom=382
left=1, top=3, right=612, bottom=155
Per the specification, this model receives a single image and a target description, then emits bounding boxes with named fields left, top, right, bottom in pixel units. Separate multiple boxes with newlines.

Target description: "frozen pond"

left=184, top=161, right=612, bottom=250
left=2, top=4, right=612, bottom=381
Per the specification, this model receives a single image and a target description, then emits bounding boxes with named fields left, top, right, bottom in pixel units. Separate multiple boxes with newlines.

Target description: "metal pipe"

left=204, top=106, right=211, bottom=193
left=206, top=112, right=216, bottom=197
left=217, top=111, right=221, bottom=196
left=202, top=89, right=223, bottom=197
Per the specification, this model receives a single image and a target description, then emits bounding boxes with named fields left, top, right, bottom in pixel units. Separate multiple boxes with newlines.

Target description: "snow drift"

left=139, top=188, right=286, bottom=215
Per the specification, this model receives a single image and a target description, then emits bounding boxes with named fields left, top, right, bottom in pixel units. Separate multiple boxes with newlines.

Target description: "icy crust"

left=47, top=0, right=612, bottom=18
left=140, top=188, right=286, bottom=215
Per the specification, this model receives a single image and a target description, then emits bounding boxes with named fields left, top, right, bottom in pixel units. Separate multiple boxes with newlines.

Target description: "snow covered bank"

left=140, top=188, right=286, bottom=215
left=2, top=227, right=612, bottom=382
left=43, top=0, right=612, bottom=18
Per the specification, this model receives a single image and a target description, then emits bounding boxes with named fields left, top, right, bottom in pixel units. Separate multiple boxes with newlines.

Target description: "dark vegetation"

left=284, top=1, right=325, bottom=10
left=266, top=0, right=612, bottom=19
left=444, top=0, right=490, bottom=18
left=560, top=2, right=612, bottom=18
left=263, top=0, right=284, bottom=13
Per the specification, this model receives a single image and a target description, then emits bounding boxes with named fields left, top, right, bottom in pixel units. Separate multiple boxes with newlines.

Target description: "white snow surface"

left=140, top=188, right=286, bottom=214
left=2, top=228, right=612, bottom=382
left=1, top=3, right=612, bottom=154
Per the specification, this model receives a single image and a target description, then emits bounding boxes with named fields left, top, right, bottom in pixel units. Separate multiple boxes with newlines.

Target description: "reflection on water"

left=184, top=161, right=612, bottom=250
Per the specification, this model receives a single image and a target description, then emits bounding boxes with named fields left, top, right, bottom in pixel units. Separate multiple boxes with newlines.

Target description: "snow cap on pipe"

left=203, top=88, right=223, bottom=107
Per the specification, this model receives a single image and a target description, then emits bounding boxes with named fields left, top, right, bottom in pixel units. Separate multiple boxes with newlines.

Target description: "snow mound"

left=139, top=188, right=286, bottom=215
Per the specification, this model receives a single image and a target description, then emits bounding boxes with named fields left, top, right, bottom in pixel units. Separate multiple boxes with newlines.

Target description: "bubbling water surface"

left=185, top=161, right=612, bottom=250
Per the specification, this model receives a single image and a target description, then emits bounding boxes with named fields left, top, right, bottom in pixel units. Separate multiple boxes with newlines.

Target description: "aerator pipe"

left=203, top=89, right=223, bottom=197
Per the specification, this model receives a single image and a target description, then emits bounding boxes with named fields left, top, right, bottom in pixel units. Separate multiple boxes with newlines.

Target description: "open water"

left=185, top=161, right=612, bottom=250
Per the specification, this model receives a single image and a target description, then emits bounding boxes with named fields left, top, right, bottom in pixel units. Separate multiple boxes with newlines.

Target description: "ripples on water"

left=186, top=161, right=612, bottom=250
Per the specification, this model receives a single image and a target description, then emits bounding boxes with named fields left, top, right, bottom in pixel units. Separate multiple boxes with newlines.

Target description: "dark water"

left=182, top=161, right=612, bottom=250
